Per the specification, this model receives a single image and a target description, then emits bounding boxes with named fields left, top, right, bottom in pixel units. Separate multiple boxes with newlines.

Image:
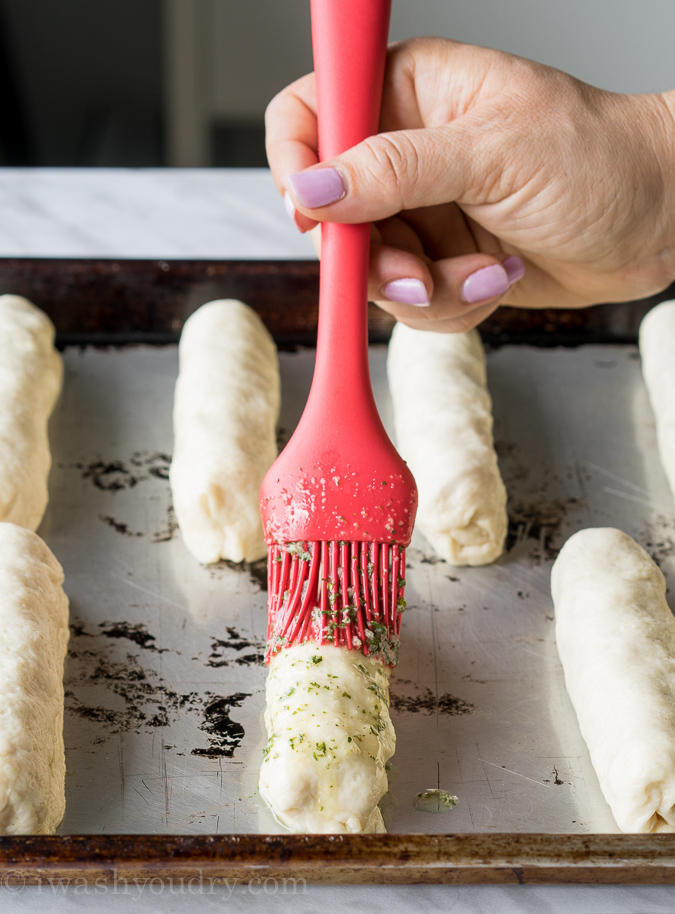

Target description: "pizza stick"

left=640, top=300, right=675, bottom=500
left=387, top=323, right=507, bottom=566
left=259, top=643, right=394, bottom=833
left=0, top=295, right=63, bottom=531
left=0, top=523, right=69, bottom=834
left=171, top=300, right=280, bottom=564
left=552, top=527, right=675, bottom=833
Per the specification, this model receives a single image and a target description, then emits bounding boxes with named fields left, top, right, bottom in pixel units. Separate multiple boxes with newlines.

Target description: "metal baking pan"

left=1, top=258, right=674, bottom=885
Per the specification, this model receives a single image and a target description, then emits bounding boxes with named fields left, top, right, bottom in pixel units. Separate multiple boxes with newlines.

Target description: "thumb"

left=286, top=123, right=490, bottom=224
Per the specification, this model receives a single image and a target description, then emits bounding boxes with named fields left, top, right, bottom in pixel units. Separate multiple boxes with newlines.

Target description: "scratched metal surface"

left=40, top=342, right=674, bottom=835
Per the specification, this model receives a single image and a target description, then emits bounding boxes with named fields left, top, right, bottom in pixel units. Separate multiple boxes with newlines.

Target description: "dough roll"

left=0, top=523, right=69, bottom=834
left=552, top=527, right=675, bottom=833
left=386, top=323, right=507, bottom=565
left=259, top=643, right=394, bottom=833
left=639, top=300, right=675, bottom=499
left=171, top=299, right=280, bottom=564
left=0, top=295, right=63, bottom=531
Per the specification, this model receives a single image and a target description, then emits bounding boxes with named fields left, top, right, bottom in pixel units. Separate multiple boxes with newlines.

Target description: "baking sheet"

left=43, top=341, right=674, bottom=836
left=0, top=258, right=672, bottom=346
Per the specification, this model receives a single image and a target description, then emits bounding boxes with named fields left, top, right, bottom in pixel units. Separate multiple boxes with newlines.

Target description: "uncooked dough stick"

left=0, top=523, right=69, bottom=834
left=552, top=527, right=675, bottom=833
left=386, top=323, right=507, bottom=566
left=0, top=295, right=63, bottom=531
left=639, top=300, right=675, bottom=498
left=259, top=643, right=395, bottom=833
left=171, top=299, right=280, bottom=564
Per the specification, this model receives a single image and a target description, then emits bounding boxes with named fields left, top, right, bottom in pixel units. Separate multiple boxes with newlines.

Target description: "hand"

left=266, top=38, right=675, bottom=332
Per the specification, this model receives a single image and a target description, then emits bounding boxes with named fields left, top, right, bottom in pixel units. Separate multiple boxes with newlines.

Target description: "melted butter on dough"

left=259, top=643, right=395, bottom=833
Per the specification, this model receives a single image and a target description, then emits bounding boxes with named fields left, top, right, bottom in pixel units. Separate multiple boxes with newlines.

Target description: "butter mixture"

left=259, top=642, right=395, bottom=833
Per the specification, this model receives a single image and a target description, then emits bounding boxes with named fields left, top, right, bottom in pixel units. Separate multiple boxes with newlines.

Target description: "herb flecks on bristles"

left=265, top=540, right=407, bottom=664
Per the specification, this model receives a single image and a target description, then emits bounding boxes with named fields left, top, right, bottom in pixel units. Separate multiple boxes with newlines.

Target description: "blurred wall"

left=205, top=0, right=675, bottom=125
left=167, top=0, right=675, bottom=166
left=1, top=0, right=162, bottom=165
left=389, top=0, right=675, bottom=94
left=1, top=0, right=672, bottom=166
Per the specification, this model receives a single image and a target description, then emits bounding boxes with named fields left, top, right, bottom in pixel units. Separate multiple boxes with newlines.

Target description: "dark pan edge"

left=1, top=257, right=673, bottom=345
left=0, top=833, right=673, bottom=884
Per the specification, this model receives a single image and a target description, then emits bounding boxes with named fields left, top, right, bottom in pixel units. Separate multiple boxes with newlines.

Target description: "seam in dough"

left=0, top=295, right=63, bottom=531
left=170, top=300, right=280, bottom=564
left=386, top=323, right=507, bottom=565
left=552, top=527, right=675, bottom=833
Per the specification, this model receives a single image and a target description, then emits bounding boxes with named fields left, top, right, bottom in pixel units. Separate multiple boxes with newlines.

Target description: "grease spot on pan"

left=191, top=693, right=252, bottom=758
left=66, top=621, right=254, bottom=758
left=205, top=628, right=265, bottom=668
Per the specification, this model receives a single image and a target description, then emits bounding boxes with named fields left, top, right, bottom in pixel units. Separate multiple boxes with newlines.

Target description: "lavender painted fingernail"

left=288, top=167, right=346, bottom=208
left=382, top=278, right=430, bottom=307
left=461, top=264, right=509, bottom=304
left=503, top=255, right=526, bottom=285
left=283, top=191, right=296, bottom=220
left=283, top=191, right=305, bottom=232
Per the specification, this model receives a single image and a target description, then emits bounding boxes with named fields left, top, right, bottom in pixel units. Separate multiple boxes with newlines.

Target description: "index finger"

left=265, top=73, right=320, bottom=195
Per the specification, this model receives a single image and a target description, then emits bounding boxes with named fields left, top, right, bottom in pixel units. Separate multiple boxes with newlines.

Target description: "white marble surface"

left=2, top=167, right=675, bottom=912
left=2, top=882, right=675, bottom=912
left=0, top=168, right=316, bottom=260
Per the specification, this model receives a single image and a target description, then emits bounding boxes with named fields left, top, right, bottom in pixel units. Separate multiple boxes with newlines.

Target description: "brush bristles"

left=265, top=540, right=407, bottom=665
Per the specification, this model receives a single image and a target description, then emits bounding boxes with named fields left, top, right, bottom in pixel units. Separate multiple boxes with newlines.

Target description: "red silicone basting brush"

left=260, top=0, right=417, bottom=666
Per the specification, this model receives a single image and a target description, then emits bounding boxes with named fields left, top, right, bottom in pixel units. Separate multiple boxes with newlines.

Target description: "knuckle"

left=264, top=96, right=283, bottom=134
left=358, top=134, right=421, bottom=207
left=264, top=88, right=289, bottom=128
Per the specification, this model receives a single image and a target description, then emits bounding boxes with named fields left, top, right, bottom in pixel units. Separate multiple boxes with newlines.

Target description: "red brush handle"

left=308, top=0, right=391, bottom=422
left=311, top=0, right=390, bottom=160
left=260, top=0, right=417, bottom=547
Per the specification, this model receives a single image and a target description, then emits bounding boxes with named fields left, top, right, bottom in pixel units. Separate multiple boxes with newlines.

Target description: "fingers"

left=283, top=190, right=317, bottom=234
left=288, top=128, right=451, bottom=222
left=287, top=117, right=508, bottom=228
left=265, top=73, right=320, bottom=233
left=269, top=38, right=531, bottom=233
left=265, top=73, right=318, bottom=190
left=369, top=242, right=433, bottom=306
left=393, top=300, right=502, bottom=335
left=268, top=60, right=506, bottom=230
left=311, top=210, right=527, bottom=330
left=267, top=40, right=517, bottom=237
left=370, top=248, right=526, bottom=332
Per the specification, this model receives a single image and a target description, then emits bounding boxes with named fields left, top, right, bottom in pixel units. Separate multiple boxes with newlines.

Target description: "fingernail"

left=382, top=278, right=430, bottom=307
left=283, top=191, right=305, bottom=232
left=503, top=255, right=526, bottom=285
left=288, top=167, right=346, bottom=208
left=461, top=263, right=509, bottom=304
left=283, top=190, right=296, bottom=220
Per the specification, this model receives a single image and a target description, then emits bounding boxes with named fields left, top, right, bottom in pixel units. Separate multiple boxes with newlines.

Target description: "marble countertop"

left=0, top=168, right=316, bottom=260
left=1, top=167, right=674, bottom=914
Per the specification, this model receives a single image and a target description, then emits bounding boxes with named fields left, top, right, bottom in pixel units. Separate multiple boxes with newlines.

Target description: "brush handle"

left=311, top=0, right=391, bottom=160
left=260, top=0, right=417, bottom=548
left=308, top=0, right=391, bottom=422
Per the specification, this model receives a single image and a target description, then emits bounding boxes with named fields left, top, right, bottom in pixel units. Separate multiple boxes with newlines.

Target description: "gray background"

left=0, top=0, right=672, bottom=166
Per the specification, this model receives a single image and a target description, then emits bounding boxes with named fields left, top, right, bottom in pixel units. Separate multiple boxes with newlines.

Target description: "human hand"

left=266, top=38, right=675, bottom=332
